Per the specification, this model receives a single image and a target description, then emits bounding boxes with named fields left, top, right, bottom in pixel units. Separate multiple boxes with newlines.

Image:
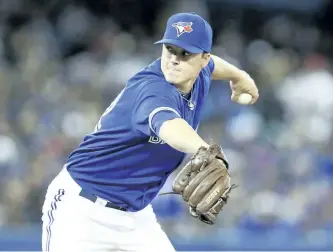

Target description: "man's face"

left=161, top=44, right=210, bottom=87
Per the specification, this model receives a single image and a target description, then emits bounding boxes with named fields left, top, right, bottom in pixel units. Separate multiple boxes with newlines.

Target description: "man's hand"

left=230, top=71, right=259, bottom=105
left=211, top=55, right=259, bottom=105
left=165, top=144, right=237, bottom=225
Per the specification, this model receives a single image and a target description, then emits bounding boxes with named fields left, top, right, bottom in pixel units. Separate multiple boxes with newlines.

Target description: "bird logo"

left=172, top=22, right=193, bottom=37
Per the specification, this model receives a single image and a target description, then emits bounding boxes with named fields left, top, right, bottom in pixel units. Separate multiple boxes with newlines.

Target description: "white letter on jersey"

left=93, top=89, right=125, bottom=133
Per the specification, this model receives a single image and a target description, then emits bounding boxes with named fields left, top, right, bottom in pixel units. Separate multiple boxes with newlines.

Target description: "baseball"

left=237, top=93, right=252, bottom=105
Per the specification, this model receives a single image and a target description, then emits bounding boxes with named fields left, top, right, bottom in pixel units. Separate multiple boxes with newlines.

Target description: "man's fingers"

left=250, top=92, right=259, bottom=104
left=230, top=92, right=239, bottom=102
left=230, top=79, right=259, bottom=105
left=229, top=80, right=236, bottom=91
left=231, top=91, right=259, bottom=105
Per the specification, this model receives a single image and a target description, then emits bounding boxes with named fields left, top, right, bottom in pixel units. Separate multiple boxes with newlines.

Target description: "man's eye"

left=183, top=51, right=191, bottom=56
left=166, top=46, right=173, bottom=53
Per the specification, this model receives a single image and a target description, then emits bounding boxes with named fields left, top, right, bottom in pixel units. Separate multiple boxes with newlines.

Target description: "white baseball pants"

left=41, top=167, right=176, bottom=252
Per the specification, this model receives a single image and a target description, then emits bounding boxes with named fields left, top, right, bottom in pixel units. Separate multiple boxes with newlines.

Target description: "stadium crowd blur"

left=0, top=0, right=333, bottom=250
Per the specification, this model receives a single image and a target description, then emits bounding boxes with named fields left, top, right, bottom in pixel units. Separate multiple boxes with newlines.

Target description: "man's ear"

left=201, top=53, right=211, bottom=68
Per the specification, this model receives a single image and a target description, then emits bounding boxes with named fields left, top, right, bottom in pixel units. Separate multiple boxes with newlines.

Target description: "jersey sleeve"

left=207, top=57, right=215, bottom=75
left=132, top=82, right=182, bottom=136
left=199, top=58, right=215, bottom=98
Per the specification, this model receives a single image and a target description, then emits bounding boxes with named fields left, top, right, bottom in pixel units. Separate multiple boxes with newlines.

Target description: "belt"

left=79, top=189, right=127, bottom=212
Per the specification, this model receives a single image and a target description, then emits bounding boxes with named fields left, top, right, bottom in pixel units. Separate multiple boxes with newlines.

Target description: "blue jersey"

left=66, top=58, right=215, bottom=211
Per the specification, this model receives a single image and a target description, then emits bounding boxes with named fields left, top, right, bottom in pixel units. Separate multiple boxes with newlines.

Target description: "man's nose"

left=170, top=54, right=180, bottom=65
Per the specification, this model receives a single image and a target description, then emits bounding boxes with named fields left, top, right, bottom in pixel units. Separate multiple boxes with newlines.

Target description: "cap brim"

left=154, top=39, right=203, bottom=54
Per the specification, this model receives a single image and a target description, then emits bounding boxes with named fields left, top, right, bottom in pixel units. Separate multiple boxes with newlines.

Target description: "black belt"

left=79, top=189, right=127, bottom=212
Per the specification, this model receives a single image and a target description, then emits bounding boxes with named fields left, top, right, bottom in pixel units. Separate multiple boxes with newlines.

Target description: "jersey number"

left=93, top=89, right=125, bottom=133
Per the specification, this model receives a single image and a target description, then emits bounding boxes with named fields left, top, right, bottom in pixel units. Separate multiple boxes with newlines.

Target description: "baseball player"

left=41, top=12, right=258, bottom=252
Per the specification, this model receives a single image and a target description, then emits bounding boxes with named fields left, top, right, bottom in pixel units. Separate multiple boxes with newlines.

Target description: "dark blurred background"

left=0, top=0, right=333, bottom=250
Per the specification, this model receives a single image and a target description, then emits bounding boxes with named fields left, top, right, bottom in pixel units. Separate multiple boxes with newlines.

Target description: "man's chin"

left=165, top=76, right=181, bottom=85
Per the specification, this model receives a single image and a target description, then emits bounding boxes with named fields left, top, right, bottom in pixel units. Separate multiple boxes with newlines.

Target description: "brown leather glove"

left=172, top=144, right=237, bottom=225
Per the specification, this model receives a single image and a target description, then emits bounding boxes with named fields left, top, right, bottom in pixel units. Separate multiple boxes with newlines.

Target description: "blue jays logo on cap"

left=154, top=12, right=213, bottom=54
left=172, top=22, right=193, bottom=37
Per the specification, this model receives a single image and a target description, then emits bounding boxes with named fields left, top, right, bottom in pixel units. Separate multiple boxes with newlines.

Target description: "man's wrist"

left=230, top=70, right=248, bottom=82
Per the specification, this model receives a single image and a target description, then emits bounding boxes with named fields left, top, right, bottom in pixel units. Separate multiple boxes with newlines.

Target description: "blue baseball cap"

left=155, top=12, right=213, bottom=54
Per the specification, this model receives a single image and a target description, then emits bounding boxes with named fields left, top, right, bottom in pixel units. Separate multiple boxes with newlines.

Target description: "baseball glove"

left=162, top=144, right=237, bottom=225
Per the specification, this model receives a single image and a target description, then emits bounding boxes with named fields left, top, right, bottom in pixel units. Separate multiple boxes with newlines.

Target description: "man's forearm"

left=211, top=55, right=247, bottom=81
left=158, top=118, right=209, bottom=154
